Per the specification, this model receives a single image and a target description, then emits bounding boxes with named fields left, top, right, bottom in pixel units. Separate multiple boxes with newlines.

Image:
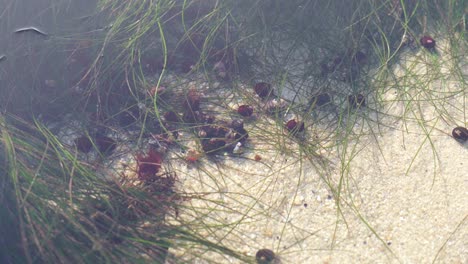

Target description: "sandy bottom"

left=171, top=116, right=467, bottom=263
left=166, top=36, right=467, bottom=263
left=56, top=33, right=466, bottom=263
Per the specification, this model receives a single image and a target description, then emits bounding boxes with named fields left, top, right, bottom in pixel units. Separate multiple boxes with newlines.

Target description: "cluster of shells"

left=70, top=32, right=464, bottom=191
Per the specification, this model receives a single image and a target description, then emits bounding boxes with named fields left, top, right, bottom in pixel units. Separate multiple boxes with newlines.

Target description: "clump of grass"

left=0, top=113, right=249, bottom=262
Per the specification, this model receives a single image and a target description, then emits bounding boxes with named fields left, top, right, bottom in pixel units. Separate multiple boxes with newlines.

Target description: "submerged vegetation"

left=0, top=0, right=466, bottom=263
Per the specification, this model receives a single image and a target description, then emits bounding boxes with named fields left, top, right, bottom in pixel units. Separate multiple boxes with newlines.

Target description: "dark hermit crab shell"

left=452, top=126, right=468, bottom=142
left=420, top=36, right=436, bottom=49
left=74, top=136, right=93, bottom=153
left=254, top=82, right=274, bottom=98
left=255, top=248, right=276, bottom=264
left=238, top=105, right=254, bottom=117
left=285, top=119, right=305, bottom=134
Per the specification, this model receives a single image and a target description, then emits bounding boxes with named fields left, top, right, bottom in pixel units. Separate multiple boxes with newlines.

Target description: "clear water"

left=0, top=1, right=466, bottom=263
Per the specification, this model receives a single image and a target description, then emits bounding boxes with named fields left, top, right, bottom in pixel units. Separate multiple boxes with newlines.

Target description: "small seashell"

left=255, top=249, right=276, bottom=264
left=254, top=82, right=274, bottom=98
left=238, top=105, right=254, bottom=117
left=285, top=119, right=305, bottom=134
left=74, top=136, right=93, bottom=153
left=420, top=36, right=436, bottom=49
left=452, top=126, right=468, bottom=142
left=198, top=129, right=207, bottom=138
left=136, top=148, right=163, bottom=182
left=232, top=142, right=243, bottom=154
